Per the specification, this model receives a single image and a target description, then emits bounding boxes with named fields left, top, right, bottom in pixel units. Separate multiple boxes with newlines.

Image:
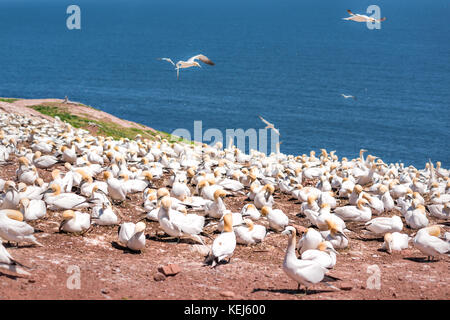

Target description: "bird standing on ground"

left=0, top=241, right=31, bottom=276
left=0, top=209, right=43, bottom=246
left=413, top=225, right=449, bottom=261
left=282, top=226, right=337, bottom=294
left=204, top=212, right=236, bottom=267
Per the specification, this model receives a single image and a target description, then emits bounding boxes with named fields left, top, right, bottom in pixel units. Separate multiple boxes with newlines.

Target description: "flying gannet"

left=158, top=54, right=215, bottom=80
left=343, top=10, right=387, bottom=23
left=258, top=115, right=281, bottom=136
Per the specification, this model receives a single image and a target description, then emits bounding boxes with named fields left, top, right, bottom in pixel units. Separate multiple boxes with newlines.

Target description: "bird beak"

left=40, top=188, right=53, bottom=196
left=338, top=231, right=348, bottom=240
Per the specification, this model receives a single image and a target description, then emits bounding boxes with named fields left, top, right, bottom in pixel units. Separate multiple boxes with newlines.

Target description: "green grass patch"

left=29, top=103, right=192, bottom=144
left=0, top=98, right=19, bottom=103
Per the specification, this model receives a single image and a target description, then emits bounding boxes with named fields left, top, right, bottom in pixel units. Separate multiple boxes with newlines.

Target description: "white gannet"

left=0, top=181, right=20, bottom=210
left=234, top=218, right=266, bottom=245
left=413, top=225, right=450, bottom=261
left=427, top=203, right=450, bottom=220
left=333, top=199, right=372, bottom=222
left=217, top=210, right=243, bottom=232
left=365, top=215, right=403, bottom=235
left=159, top=54, right=215, bottom=80
left=348, top=184, right=364, bottom=205
left=362, top=193, right=384, bottom=215
left=343, top=9, right=387, bottom=23
left=379, top=185, right=395, bottom=211
left=103, top=171, right=128, bottom=202
left=0, top=210, right=43, bottom=246
left=301, top=195, right=319, bottom=215
left=260, top=206, right=289, bottom=232
left=404, top=201, right=429, bottom=230
left=254, top=184, right=275, bottom=209
left=204, top=189, right=228, bottom=219
left=204, top=212, right=236, bottom=267
left=19, top=198, right=46, bottom=221
left=91, top=203, right=119, bottom=226
left=258, top=115, right=281, bottom=136
left=157, top=197, right=205, bottom=244
left=0, top=241, right=31, bottom=276
left=301, top=241, right=338, bottom=269
left=240, top=203, right=261, bottom=220
left=118, top=221, right=146, bottom=251
left=298, top=227, right=323, bottom=254
left=282, top=226, right=335, bottom=293
left=59, top=210, right=91, bottom=233
left=32, top=151, right=59, bottom=169
left=43, top=184, right=90, bottom=211
left=314, top=203, right=346, bottom=232
left=382, top=232, right=410, bottom=254
left=320, top=219, right=349, bottom=249
left=341, top=94, right=356, bottom=100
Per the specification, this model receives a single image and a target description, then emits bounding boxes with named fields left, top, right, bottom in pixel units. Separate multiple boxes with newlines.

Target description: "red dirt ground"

left=0, top=154, right=449, bottom=300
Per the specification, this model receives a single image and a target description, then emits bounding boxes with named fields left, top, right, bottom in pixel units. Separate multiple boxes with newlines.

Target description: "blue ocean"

left=0, top=0, right=449, bottom=168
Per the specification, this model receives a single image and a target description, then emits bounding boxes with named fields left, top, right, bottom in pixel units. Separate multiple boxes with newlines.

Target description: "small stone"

left=158, top=263, right=181, bottom=276
left=153, top=273, right=166, bottom=282
left=28, top=279, right=36, bottom=283
left=339, top=282, right=353, bottom=291
left=112, top=267, right=121, bottom=274
left=220, top=291, right=235, bottom=298
left=101, top=288, right=109, bottom=294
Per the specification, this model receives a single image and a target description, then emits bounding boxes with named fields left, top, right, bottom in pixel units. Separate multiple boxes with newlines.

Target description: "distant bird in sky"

left=343, top=9, right=386, bottom=23
left=341, top=94, right=357, bottom=100
left=258, top=115, right=280, bottom=136
left=158, top=54, right=215, bottom=80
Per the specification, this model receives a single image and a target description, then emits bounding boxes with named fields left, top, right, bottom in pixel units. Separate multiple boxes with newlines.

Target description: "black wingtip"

left=324, top=274, right=341, bottom=282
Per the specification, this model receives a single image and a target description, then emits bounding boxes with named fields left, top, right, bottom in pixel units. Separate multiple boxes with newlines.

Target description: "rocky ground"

left=0, top=152, right=449, bottom=300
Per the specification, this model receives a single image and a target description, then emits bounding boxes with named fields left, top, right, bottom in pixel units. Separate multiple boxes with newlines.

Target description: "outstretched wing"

left=188, top=54, right=215, bottom=65
left=158, top=58, right=176, bottom=66
left=272, top=127, right=281, bottom=136
left=258, top=115, right=271, bottom=126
